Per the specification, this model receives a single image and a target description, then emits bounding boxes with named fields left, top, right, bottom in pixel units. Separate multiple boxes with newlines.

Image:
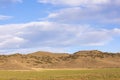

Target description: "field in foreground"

left=0, top=68, right=120, bottom=80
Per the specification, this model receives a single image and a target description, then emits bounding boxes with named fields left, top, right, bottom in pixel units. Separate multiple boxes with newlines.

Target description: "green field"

left=0, top=68, right=120, bottom=80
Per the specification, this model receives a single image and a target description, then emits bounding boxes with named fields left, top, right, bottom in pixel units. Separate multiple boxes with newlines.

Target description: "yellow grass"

left=0, top=68, right=119, bottom=80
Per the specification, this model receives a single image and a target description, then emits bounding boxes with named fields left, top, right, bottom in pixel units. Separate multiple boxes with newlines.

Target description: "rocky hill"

left=0, top=50, right=120, bottom=70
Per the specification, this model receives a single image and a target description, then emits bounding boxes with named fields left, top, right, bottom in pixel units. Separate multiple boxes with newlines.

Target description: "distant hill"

left=0, top=50, right=120, bottom=70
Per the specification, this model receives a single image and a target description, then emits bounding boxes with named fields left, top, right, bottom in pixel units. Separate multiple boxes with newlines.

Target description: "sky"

left=0, top=0, right=120, bottom=54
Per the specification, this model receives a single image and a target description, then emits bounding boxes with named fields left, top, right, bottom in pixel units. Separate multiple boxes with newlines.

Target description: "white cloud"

left=38, top=0, right=109, bottom=6
left=38, top=0, right=120, bottom=7
left=38, top=0, right=120, bottom=24
left=1, top=0, right=120, bottom=53
left=0, top=21, right=119, bottom=53
left=0, top=15, right=12, bottom=20
left=0, top=36, right=25, bottom=49
left=112, top=28, right=120, bottom=35
left=46, top=5, right=120, bottom=24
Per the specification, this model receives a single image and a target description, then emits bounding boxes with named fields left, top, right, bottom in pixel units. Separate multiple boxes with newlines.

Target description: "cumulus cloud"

left=0, top=15, right=12, bottom=20
left=0, top=21, right=120, bottom=53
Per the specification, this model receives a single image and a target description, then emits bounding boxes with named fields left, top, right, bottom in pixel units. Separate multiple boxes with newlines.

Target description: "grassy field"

left=0, top=68, right=120, bottom=80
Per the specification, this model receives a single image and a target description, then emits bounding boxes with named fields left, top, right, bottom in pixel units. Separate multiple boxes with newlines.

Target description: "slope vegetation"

left=0, top=50, right=120, bottom=70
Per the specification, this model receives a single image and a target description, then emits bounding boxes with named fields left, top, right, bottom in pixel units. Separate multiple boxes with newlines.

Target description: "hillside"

left=0, top=50, right=120, bottom=70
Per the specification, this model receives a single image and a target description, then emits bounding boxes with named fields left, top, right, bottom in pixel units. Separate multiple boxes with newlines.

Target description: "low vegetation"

left=0, top=50, right=120, bottom=69
left=0, top=68, right=119, bottom=80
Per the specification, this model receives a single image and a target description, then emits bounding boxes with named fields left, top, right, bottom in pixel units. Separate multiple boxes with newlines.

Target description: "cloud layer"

left=0, top=0, right=120, bottom=53
left=0, top=21, right=120, bottom=53
left=44, top=0, right=120, bottom=24
left=38, top=0, right=109, bottom=6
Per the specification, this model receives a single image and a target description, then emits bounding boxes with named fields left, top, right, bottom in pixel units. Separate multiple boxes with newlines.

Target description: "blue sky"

left=0, top=0, right=120, bottom=54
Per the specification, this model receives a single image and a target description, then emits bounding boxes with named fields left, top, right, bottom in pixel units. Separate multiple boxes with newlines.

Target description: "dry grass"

left=0, top=68, right=119, bottom=80
left=0, top=50, right=120, bottom=69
